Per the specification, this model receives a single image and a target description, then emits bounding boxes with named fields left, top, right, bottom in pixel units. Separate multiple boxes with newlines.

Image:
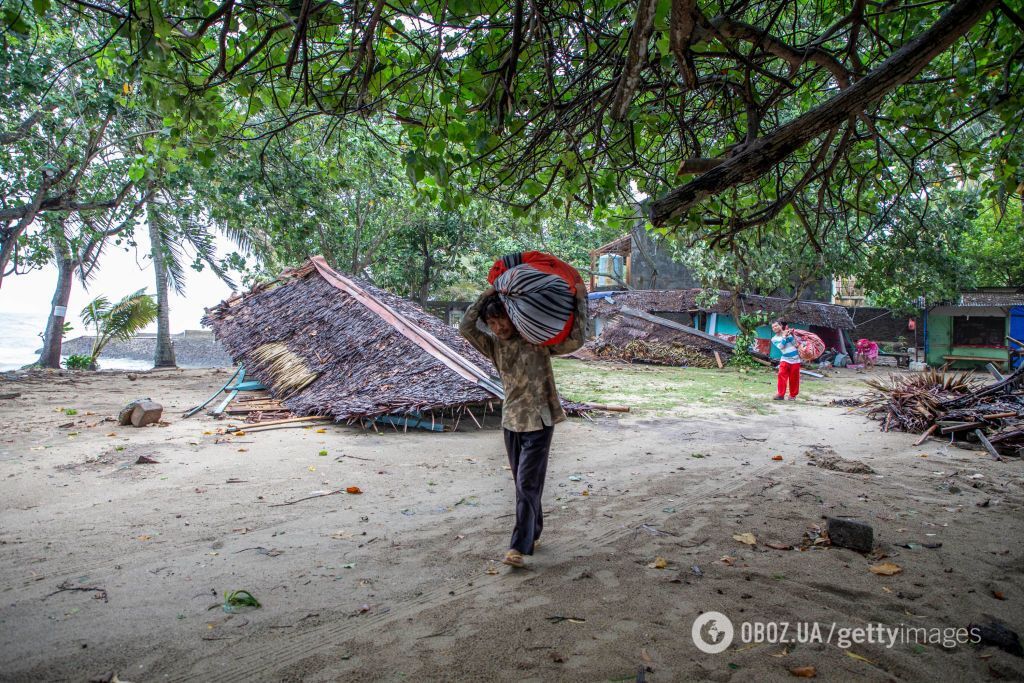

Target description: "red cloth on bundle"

left=487, top=251, right=585, bottom=347
left=791, top=329, right=825, bottom=362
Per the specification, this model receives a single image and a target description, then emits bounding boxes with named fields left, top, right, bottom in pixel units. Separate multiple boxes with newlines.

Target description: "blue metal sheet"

left=1010, top=306, right=1024, bottom=369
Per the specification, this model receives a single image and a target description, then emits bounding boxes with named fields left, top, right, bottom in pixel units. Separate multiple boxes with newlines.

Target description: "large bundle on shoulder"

left=487, top=251, right=585, bottom=346
left=791, top=328, right=825, bottom=362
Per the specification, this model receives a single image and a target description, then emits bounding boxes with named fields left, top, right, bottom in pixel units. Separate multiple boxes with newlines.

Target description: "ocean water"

left=0, top=311, right=151, bottom=371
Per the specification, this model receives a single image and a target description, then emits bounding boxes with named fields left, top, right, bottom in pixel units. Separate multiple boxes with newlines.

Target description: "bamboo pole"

left=231, top=415, right=332, bottom=434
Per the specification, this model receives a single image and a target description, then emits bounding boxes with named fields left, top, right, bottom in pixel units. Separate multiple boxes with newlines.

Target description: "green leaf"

left=32, top=0, right=50, bottom=16
left=128, top=165, right=146, bottom=183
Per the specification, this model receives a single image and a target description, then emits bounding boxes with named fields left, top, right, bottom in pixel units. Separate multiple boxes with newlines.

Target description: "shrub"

left=64, top=355, right=94, bottom=371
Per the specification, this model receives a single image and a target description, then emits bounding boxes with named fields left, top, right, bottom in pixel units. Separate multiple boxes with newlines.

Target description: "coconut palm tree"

left=80, top=289, right=158, bottom=369
left=143, top=171, right=254, bottom=368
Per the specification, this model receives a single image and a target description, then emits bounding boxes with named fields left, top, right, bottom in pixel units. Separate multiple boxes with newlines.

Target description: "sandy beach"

left=1, top=365, right=1022, bottom=682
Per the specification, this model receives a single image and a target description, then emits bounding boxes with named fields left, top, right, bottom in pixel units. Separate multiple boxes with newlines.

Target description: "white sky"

left=0, top=228, right=239, bottom=335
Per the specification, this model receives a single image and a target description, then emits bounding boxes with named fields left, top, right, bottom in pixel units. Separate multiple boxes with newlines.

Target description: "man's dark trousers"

left=503, top=426, right=553, bottom=555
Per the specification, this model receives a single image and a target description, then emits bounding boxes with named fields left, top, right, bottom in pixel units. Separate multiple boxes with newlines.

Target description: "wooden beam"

left=974, top=429, right=1003, bottom=461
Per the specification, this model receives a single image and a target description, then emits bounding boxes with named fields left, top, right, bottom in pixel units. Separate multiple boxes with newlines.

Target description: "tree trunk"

left=37, top=251, right=74, bottom=369
left=148, top=204, right=177, bottom=368
left=649, top=0, right=998, bottom=226
left=418, top=244, right=434, bottom=305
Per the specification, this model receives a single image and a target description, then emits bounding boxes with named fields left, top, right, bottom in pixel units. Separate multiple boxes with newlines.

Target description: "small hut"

left=203, top=257, right=503, bottom=427
left=924, top=289, right=1024, bottom=370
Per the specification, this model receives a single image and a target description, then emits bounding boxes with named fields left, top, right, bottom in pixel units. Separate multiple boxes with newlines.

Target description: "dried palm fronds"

left=861, top=366, right=1024, bottom=456
left=249, top=342, right=320, bottom=397
left=862, top=368, right=980, bottom=432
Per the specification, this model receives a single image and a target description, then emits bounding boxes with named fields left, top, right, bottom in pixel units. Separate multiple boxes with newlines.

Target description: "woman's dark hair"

left=481, top=294, right=508, bottom=323
left=773, top=319, right=787, bottom=327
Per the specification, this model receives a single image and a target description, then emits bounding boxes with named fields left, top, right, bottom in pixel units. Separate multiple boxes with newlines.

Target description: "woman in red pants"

left=770, top=320, right=801, bottom=400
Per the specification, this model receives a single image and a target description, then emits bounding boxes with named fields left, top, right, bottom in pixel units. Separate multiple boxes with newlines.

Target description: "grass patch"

left=553, top=358, right=825, bottom=415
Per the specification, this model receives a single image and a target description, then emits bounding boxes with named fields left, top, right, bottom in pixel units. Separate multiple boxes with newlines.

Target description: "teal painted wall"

left=716, top=316, right=808, bottom=359
left=715, top=316, right=741, bottom=335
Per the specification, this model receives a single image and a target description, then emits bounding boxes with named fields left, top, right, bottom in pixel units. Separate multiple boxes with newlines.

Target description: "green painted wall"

left=926, top=314, right=1009, bottom=367
left=926, top=315, right=951, bottom=366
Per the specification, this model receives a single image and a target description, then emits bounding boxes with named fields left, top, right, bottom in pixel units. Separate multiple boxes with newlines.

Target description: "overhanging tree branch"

left=649, top=0, right=998, bottom=227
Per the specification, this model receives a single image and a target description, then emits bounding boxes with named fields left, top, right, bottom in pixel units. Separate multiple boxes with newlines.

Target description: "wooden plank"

left=913, top=424, right=937, bottom=446
left=183, top=365, right=243, bottom=418
left=211, top=367, right=246, bottom=417
left=985, top=362, right=1006, bottom=381
left=943, top=354, right=1006, bottom=363
left=714, top=351, right=724, bottom=369
left=621, top=307, right=736, bottom=348
left=940, top=421, right=984, bottom=434
left=974, top=429, right=1003, bottom=461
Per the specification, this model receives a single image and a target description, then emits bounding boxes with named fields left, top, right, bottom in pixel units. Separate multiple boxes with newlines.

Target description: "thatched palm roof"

left=203, top=257, right=501, bottom=424
left=589, top=289, right=855, bottom=329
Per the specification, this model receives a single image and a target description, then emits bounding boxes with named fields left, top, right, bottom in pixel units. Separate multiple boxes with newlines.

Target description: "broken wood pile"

left=863, top=365, right=1024, bottom=457
left=223, top=391, right=293, bottom=423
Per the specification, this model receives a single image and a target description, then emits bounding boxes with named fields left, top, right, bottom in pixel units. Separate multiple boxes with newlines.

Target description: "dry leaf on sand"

left=869, top=562, right=902, bottom=576
left=733, top=532, right=757, bottom=545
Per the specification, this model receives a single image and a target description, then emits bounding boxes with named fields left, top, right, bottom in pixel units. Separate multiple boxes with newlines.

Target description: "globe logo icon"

left=692, top=611, right=734, bottom=654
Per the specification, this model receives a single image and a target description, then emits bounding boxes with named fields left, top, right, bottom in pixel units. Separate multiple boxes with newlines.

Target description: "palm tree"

left=80, top=289, right=158, bottom=369
left=143, top=176, right=253, bottom=369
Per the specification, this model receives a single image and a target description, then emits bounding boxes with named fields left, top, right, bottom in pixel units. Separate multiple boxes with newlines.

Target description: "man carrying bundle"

left=460, top=253, right=588, bottom=569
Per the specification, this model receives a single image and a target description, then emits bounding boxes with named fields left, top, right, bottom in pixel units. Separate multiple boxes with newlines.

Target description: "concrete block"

left=827, top=517, right=874, bottom=553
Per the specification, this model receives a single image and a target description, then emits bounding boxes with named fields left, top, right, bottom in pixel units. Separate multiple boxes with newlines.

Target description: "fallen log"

left=580, top=403, right=631, bottom=413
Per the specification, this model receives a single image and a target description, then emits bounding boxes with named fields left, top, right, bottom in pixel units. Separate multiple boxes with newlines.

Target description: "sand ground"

left=1, top=365, right=1022, bottom=682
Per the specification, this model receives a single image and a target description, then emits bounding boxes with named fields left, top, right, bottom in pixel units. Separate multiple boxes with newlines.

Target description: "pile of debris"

left=863, top=365, right=1024, bottom=457
left=574, top=309, right=730, bottom=369
left=584, top=339, right=718, bottom=368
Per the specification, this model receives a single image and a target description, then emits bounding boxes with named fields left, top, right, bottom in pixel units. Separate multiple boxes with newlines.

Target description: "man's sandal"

left=502, top=550, right=525, bottom=568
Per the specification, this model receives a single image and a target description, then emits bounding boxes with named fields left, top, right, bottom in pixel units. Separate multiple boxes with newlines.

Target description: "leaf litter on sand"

left=733, top=532, right=757, bottom=546
left=869, top=562, right=902, bottom=576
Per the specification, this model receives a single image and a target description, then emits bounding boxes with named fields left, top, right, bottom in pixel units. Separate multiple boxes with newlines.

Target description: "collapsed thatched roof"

left=589, top=289, right=855, bottom=329
left=203, top=257, right=500, bottom=423
left=572, top=312, right=729, bottom=369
